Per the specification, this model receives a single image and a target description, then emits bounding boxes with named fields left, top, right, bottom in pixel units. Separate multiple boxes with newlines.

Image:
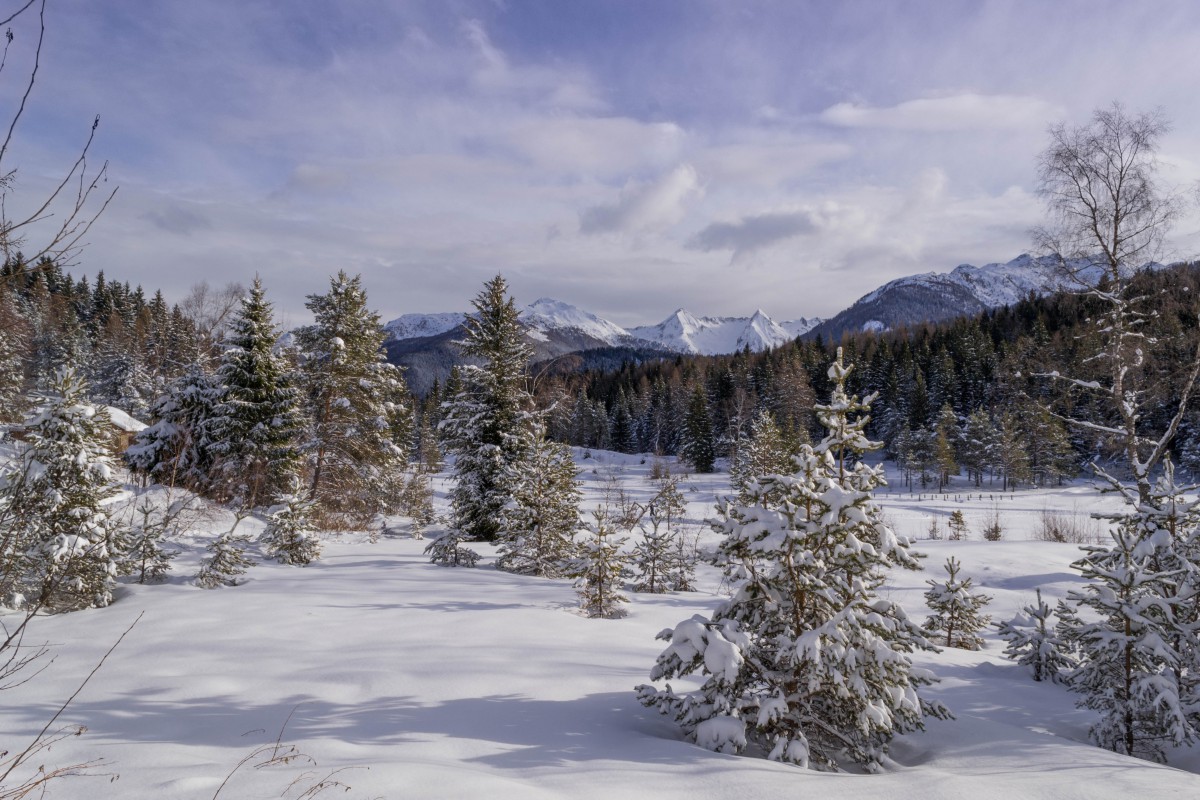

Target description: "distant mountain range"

left=384, top=254, right=1109, bottom=393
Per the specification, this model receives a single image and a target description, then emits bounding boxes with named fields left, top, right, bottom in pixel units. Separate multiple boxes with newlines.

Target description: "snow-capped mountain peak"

left=522, top=298, right=630, bottom=346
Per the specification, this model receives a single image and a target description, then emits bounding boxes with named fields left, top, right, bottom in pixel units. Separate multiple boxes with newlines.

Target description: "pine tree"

left=947, top=510, right=969, bottom=541
left=441, top=275, right=538, bottom=542
left=208, top=278, right=304, bottom=508
left=667, top=526, right=699, bottom=592
left=996, top=589, right=1074, bottom=683
left=933, top=405, right=959, bottom=488
left=729, top=409, right=792, bottom=505
left=570, top=511, right=629, bottom=618
left=398, top=470, right=436, bottom=539
left=0, top=368, right=119, bottom=611
left=261, top=480, right=321, bottom=566
left=424, top=530, right=480, bottom=567
left=631, top=510, right=674, bottom=594
left=923, top=556, right=992, bottom=650
left=1059, top=460, right=1200, bottom=760
left=297, top=271, right=409, bottom=525
left=125, top=498, right=182, bottom=584
left=497, top=437, right=581, bottom=577
left=126, top=362, right=221, bottom=492
left=638, top=349, right=948, bottom=771
left=196, top=525, right=255, bottom=588
left=681, top=384, right=715, bottom=473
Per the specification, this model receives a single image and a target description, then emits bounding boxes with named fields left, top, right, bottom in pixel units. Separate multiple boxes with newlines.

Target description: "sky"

left=3, top=0, right=1200, bottom=327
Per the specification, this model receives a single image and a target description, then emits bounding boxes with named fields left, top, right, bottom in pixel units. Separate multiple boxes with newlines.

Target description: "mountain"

left=803, top=254, right=1104, bottom=341
left=628, top=308, right=800, bottom=355
left=384, top=312, right=463, bottom=341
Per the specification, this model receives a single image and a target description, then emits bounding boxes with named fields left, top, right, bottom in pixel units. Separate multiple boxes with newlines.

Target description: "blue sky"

left=4, top=0, right=1199, bottom=326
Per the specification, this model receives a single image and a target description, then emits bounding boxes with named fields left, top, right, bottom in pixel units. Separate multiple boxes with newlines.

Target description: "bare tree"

left=0, top=0, right=117, bottom=272
left=1033, top=103, right=1200, bottom=502
left=181, top=280, right=246, bottom=354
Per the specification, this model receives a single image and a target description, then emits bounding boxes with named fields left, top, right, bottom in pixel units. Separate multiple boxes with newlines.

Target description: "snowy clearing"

left=4, top=451, right=1200, bottom=799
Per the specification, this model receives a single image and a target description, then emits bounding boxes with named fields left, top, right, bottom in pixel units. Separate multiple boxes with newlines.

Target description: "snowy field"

left=5, top=450, right=1200, bottom=799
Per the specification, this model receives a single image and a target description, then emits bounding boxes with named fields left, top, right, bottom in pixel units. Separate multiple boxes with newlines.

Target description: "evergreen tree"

left=208, top=278, right=304, bottom=508
left=261, top=479, right=321, bottom=566
left=729, top=409, right=792, bottom=505
left=996, top=589, right=1074, bottom=683
left=923, top=556, right=992, bottom=650
left=631, top=509, right=674, bottom=594
left=125, top=498, right=182, bottom=584
left=933, top=405, right=959, bottom=488
left=441, top=275, right=538, bottom=542
left=497, top=437, right=581, bottom=577
left=681, top=384, right=715, bottom=473
left=638, top=349, right=948, bottom=771
left=570, top=511, right=629, bottom=618
left=126, top=362, right=221, bottom=492
left=297, top=271, right=408, bottom=525
left=0, top=368, right=119, bottom=611
left=947, top=510, right=969, bottom=541
left=424, top=529, right=480, bottom=567
left=196, top=525, right=255, bottom=588
left=398, top=470, right=436, bottom=540
left=1059, top=460, right=1200, bottom=760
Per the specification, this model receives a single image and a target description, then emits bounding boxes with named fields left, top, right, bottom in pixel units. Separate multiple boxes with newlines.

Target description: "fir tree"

left=631, top=511, right=674, bottom=594
left=125, top=498, right=182, bottom=584
left=947, top=510, right=969, bottom=541
left=398, top=470, right=435, bottom=540
left=196, top=525, right=255, bottom=588
left=729, top=409, right=791, bottom=505
left=208, top=278, right=304, bottom=508
left=1059, top=460, right=1200, bottom=760
left=681, top=384, right=715, bottom=473
left=126, top=362, right=222, bottom=492
left=0, top=368, right=119, bottom=611
left=638, top=349, right=948, bottom=771
left=440, top=275, right=538, bottom=542
left=297, top=271, right=409, bottom=525
left=923, top=556, right=992, bottom=650
left=424, top=530, right=480, bottom=567
left=996, top=589, right=1074, bottom=683
left=261, top=480, right=321, bottom=566
left=497, top=437, right=581, bottom=577
left=570, top=511, right=629, bottom=618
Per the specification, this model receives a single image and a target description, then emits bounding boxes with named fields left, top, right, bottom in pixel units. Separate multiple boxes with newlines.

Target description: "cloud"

left=579, top=164, right=700, bottom=235
left=820, top=93, right=1062, bottom=132
left=139, top=204, right=212, bottom=236
left=687, top=211, right=819, bottom=257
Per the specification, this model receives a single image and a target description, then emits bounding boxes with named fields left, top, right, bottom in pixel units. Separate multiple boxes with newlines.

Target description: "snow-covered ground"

left=5, top=452, right=1200, bottom=798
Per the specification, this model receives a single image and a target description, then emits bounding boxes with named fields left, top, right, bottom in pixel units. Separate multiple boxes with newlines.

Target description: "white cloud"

left=820, top=93, right=1063, bottom=132
left=579, top=164, right=701, bottom=235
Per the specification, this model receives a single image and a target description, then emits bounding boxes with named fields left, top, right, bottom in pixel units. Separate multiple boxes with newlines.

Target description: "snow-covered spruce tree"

left=1059, top=459, right=1200, bottom=760
left=440, top=274, right=538, bottom=542
left=126, top=362, right=222, bottom=493
left=946, top=510, right=969, bottom=541
left=497, top=436, right=581, bottom=577
left=571, top=510, right=630, bottom=618
left=424, top=529, right=480, bottom=567
left=923, top=556, right=992, bottom=650
left=0, top=368, right=119, bottom=611
left=261, top=478, right=321, bottom=566
left=207, top=277, right=304, bottom=509
left=729, top=408, right=792, bottom=505
left=638, top=349, right=948, bottom=771
left=996, top=588, right=1075, bottom=683
left=631, top=510, right=674, bottom=594
left=667, top=526, right=699, bottom=592
left=196, top=523, right=255, bottom=588
left=296, top=271, right=409, bottom=526
left=398, top=470, right=435, bottom=540
left=680, top=384, right=715, bottom=474
left=125, top=498, right=182, bottom=584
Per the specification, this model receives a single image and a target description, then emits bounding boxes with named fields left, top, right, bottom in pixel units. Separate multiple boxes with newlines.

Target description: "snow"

left=4, top=452, right=1200, bottom=797
left=102, top=406, right=147, bottom=434
left=386, top=299, right=817, bottom=355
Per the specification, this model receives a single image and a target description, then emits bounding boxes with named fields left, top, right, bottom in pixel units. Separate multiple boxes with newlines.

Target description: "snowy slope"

left=808, top=254, right=1116, bottom=340
left=386, top=300, right=811, bottom=356
left=522, top=298, right=633, bottom=346
left=384, top=311, right=464, bottom=341
left=5, top=454, right=1200, bottom=799
left=628, top=308, right=797, bottom=355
